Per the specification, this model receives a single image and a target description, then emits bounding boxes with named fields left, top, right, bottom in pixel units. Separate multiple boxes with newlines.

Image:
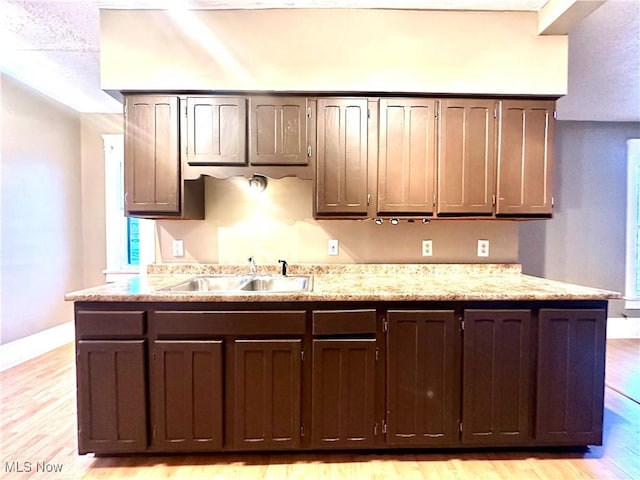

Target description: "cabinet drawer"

left=76, top=310, right=146, bottom=339
left=153, top=311, right=307, bottom=337
left=312, top=310, right=377, bottom=335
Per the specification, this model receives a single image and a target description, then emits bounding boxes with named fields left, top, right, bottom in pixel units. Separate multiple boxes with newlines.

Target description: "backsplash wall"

left=156, top=177, right=519, bottom=265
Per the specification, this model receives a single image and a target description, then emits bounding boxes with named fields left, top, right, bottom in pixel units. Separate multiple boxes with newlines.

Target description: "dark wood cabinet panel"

left=151, top=341, right=223, bottom=451
left=497, top=100, right=555, bottom=216
left=437, top=99, right=497, bottom=215
left=76, top=340, right=147, bottom=454
left=311, top=339, right=376, bottom=448
left=536, top=309, right=606, bottom=445
left=462, top=310, right=531, bottom=444
left=233, top=339, right=302, bottom=450
left=124, top=95, right=180, bottom=214
left=315, top=98, right=369, bottom=216
left=249, top=97, right=309, bottom=165
left=378, top=99, right=437, bottom=215
left=185, top=96, right=247, bottom=166
left=386, top=310, right=460, bottom=445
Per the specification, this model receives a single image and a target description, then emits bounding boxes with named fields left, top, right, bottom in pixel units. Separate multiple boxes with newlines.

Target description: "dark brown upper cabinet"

left=184, top=96, right=247, bottom=166
left=249, top=97, right=309, bottom=166
left=496, top=100, right=555, bottom=216
left=315, top=98, right=369, bottom=217
left=437, top=99, right=497, bottom=216
left=124, top=95, right=203, bottom=219
left=378, top=99, right=437, bottom=215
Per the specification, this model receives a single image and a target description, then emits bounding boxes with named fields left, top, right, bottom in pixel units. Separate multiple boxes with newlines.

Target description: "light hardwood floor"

left=1, top=340, right=638, bottom=480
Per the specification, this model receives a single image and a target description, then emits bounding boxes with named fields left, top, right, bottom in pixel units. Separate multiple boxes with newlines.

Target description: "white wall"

left=100, top=8, right=568, bottom=95
left=0, top=74, right=83, bottom=344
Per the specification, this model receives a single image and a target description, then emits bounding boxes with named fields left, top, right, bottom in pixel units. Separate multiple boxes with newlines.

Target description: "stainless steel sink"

left=158, top=274, right=312, bottom=294
left=240, top=275, right=312, bottom=293
left=159, top=275, right=251, bottom=292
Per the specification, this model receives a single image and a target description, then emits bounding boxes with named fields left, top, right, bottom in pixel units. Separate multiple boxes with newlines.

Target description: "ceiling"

left=1, top=0, right=551, bottom=113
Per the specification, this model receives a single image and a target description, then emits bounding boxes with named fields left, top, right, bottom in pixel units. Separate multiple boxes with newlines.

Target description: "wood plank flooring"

left=1, top=340, right=639, bottom=480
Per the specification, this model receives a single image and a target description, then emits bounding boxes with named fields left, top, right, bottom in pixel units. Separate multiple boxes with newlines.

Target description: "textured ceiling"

left=1, top=0, right=551, bottom=113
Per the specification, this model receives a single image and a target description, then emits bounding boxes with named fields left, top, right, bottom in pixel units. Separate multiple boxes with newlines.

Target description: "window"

left=625, top=139, right=640, bottom=308
left=103, top=134, right=154, bottom=282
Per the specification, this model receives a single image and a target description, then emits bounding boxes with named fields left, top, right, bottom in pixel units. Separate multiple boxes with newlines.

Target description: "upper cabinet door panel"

left=249, top=97, right=308, bottom=166
left=185, top=96, right=247, bottom=166
left=437, top=99, right=497, bottom=215
left=378, top=99, right=437, bottom=215
left=497, top=100, right=555, bottom=216
left=124, top=95, right=180, bottom=214
left=316, top=98, right=369, bottom=216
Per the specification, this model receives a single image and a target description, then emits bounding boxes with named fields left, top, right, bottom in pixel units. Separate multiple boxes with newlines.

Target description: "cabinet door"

left=316, top=98, right=369, bottom=216
left=378, top=99, right=437, bottom=215
left=124, top=95, right=180, bottom=214
left=497, top=100, right=555, bottom=216
left=76, top=340, right=147, bottom=454
left=311, top=339, right=376, bottom=448
left=437, top=99, right=497, bottom=215
left=185, top=96, right=247, bottom=166
left=462, top=310, right=531, bottom=445
left=234, top=339, right=302, bottom=449
left=536, top=309, right=606, bottom=445
left=386, top=310, right=460, bottom=446
left=249, top=97, right=308, bottom=165
left=151, top=341, right=223, bottom=451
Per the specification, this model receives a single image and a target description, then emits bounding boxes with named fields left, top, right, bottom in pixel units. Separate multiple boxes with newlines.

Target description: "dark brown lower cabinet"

left=151, top=341, right=223, bottom=451
left=311, top=339, right=377, bottom=448
left=76, top=340, right=147, bottom=454
left=536, top=309, right=607, bottom=445
left=462, top=310, right=532, bottom=445
left=233, top=339, right=302, bottom=450
left=386, top=310, right=460, bottom=446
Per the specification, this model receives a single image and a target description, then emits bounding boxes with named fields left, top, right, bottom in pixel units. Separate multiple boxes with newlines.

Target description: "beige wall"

left=157, top=177, right=518, bottom=265
left=0, top=74, right=83, bottom=344
left=101, top=9, right=568, bottom=95
left=80, top=113, right=123, bottom=287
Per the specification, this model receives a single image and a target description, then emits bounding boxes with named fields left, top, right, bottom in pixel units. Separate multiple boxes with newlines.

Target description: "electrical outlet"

left=172, top=239, right=184, bottom=257
left=477, top=239, right=489, bottom=257
left=422, top=240, right=433, bottom=257
left=328, top=239, right=339, bottom=256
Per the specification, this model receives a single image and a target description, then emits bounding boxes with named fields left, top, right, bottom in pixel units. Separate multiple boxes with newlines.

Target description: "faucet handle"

left=278, top=259, right=288, bottom=276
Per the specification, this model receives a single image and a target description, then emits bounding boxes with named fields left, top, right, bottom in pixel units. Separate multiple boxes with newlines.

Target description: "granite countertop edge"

left=65, top=263, right=623, bottom=303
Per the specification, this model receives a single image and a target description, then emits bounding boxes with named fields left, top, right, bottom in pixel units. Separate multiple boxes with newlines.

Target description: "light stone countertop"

left=65, top=263, right=622, bottom=303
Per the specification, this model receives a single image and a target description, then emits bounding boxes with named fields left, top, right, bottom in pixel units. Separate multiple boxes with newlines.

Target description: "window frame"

left=103, top=134, right=154, bottom=283
left=625, top=139, right=640, bottom=309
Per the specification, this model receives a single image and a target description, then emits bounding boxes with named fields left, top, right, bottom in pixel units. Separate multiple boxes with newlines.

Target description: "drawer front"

left=76, top=310, right=146, bottom=339
left=312, top=309, right=377, bottom=335
left=152, top=311, right=307, bottom=337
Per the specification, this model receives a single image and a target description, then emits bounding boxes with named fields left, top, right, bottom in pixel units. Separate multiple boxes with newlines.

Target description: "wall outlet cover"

left=422, top=240, right=433, bottom=257
left=328, top=239, right=339, bottom=256
left=477, top=239, right=489, bottom=257
left=172, top=239, right=184, bottom=257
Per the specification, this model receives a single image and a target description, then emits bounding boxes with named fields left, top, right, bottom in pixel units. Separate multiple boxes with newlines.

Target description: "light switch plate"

left=328, top=239, right=339, bottom=256
left=172, top=239, right=184, bottom=257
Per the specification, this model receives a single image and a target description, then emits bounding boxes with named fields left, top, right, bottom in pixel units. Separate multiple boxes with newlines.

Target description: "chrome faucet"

left=248, top=256, right=257, bottom=275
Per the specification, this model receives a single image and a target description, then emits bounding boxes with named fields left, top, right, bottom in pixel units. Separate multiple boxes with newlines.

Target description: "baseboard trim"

left=0, top=322, right=74, bottom=372
left=607, top=317, right=640, bottom=339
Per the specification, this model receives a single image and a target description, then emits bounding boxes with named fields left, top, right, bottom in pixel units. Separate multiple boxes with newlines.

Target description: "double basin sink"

left=158, top=274, right=313, bottom=294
